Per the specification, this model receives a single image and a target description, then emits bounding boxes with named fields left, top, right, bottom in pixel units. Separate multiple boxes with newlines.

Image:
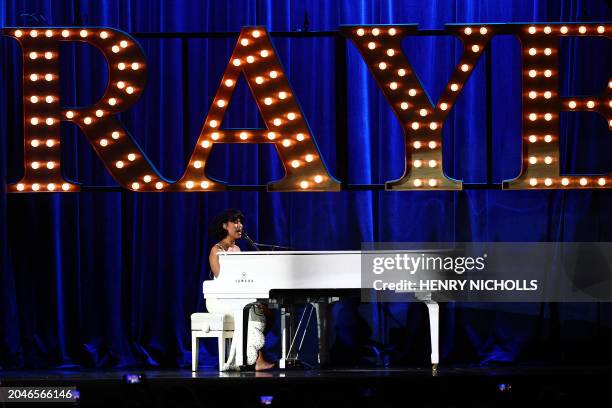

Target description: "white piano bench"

left=191, top=313, right=235, bottom=371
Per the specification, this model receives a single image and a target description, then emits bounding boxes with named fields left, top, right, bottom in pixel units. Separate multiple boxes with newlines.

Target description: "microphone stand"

left=242, top=232, right=293, bottom=251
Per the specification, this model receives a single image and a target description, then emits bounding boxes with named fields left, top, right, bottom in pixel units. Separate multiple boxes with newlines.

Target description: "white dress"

left=206, top=244, right=266, bottom=367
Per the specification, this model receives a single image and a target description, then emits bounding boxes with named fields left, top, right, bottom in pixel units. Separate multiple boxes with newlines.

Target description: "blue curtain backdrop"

left=1, top=0, right=611, bottom=369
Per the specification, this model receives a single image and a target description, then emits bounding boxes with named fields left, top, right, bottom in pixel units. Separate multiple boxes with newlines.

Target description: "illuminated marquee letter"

left=342, top=24, right=494, bottom=190
left=175, top=27, right=340, bottom=192
left=504, top=23, right=611, bottom=189
left=5, top=27, right=167, bottom=193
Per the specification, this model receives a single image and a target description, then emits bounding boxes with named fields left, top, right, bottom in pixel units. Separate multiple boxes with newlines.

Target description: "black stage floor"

left=1, top=365, right=611, bottom=407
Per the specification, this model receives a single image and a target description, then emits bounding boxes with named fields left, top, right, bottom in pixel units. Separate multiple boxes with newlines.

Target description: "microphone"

left=242, top=231, right=260, bottom=251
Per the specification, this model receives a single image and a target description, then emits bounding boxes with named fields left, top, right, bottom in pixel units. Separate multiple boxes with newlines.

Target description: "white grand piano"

left=202, top=251, right=439, bottom=370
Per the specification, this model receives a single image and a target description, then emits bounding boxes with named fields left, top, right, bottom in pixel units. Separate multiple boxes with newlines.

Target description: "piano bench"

left=191, top=313, right=235, bottom=372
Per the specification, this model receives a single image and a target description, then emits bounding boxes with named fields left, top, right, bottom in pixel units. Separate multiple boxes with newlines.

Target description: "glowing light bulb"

left=246, top=55, right=254, bottom=63
left=32, top=184, right=40, bottom=191
left=461, top=64, right=469, bottom=72
left=260, top=50, right=269, bottom=58
left=408, top=88, right=417, bottom=96
left=239, top=132, right=248, bottom=140
left=398, top=69, right=406, bottom=76
left=413, top=141, right=422, bottom=149
left=480, top=27, right=488, bottom=35
left=186, top=181, right=194, bottom=189
left=252, top=30, right=261, bottom=38
left=155, top=182, right=163, bottom=190
left=587, top=100, right=595, bottom=109
left=46, top=161, right=54, bottom=169
left=128, top=153, right=136, bottom=161
left=544, top=178, right=553, bottom=186
left=273, top=118, right=281, bottom=126
left=194, top=161, right=202, bottom=168
left=100, top=31, right=108, bottom=39
left=529, top=113, right=537, bottom=121
left=568, top=101, right=577, bottom=109
left=472, top=45, right=480, bottom=52
left=30, top=117, right=39, bottom=125
left=62, top=30, right=69, bottom=37
left=529, top=156, right=537, bottom=164
left=278, top=91, right=287, bottom=99
left=544, top=69, right=552, bottom=77
left=232, top=59, right=241, bottom=66
left=30, top=30, right=38, bottom=37
left=543, top=26, right=552, bottom=34
left=411, top=122, right=419, bottom=130
left=47, top=183, right=56, bottom=191
left=201, top=140, right=211, bottom=148
left=45, top=117, right=54, bottom=125
left=419, top=109, right=428, bottom=117
left=201, top=181, right=209, bottom=189
left=544, top=135, right=553, bottom=143
left=84, top=117, right=92, bottom=125
left=116, top=161, right=124, bottom=168
left=300, top=181, right=309, bottom=189
left=544, top=156, right=553, bottom=164
left=44, top=52, right=52, bottom=59
left=529, top=178, right=538, bottom=186
left=429, top=141, right=437, bottom=149
left=117, top=81, right=125, bottom=89
left=579, top=177, right=588, bottom=186
left=209, top=120, right=218, bottom=128
left=440, top=103, right=448, bottom=111
left=428, top=179, right=438, bottom=187
left=31, top=140, right=40, bottom=147
left=269, top=71, right=278, bottom=78
left=389, top=82, right=398, bottom=90
left=211, top=132, right=220, bottom=140
left=400, top=102, right=409, bottom=110
left=529, top=91, right=537, bottom=99
left=560, top=26, right=568, bottom=34
left=429, top=122, right=438, bottom=130
left=17, top=184, right=25, bottom=191
left=287, top=112, right=296, bottom=120
left=561, top=178, right=570, bottom=186
left=30, top=73, right=40, bottom=82
left=387, top=49, right=395, bottom=56
left=112, top=131, right=120, bottom=140
left=528, top=26, right=536, bottom=34
left=544, top=113, right=552, bottom=121
left=144, top=175, right=152, bottom=183
left=597, top=26, right=605, bottom=34
left=296, top=133, right=305, bottom=141
left=357, top=28, right=365, bottom=36
left=429, top=160, right=437, bottom=168
left=31, top=161, right=40, bottom=169
left=372, top=28, right=380, bottom=36
left=132, top=182, right=140, bottom=190
left=464, top=27, right=472, bottom=35
left=119, top=40, right=128, bottom=48
left=95, top=109, right=103, bottom=117
left=112, top=45, right=120, bottom=53
left=367, top=42, right=376, bottom=50
left=131, top=62, right=140, bottom=70
left=544, top=91, right=552, bottom=99
left=14, top=30, right=22, bottom=37
left=305, top=154, right=314, bottom=162
left=291, top=160, right=300, bottom=168
left=108, top=98, right=117, bottom=106
left=217, top=100, right=226, bottom=107
left=314, top=175, right=323, bottom=183
left=241, top=38, right=249, bottom=46
left=282, top=139, right=291, bottom=147
left=413, top=160, right=422, bottom=168
left=29, top=52, right=37, bottom=60
left=225, top=79, right=234, bottom=87
left=267, top=132, right=276, bottom=140
left=528, top=135, right=537, bottom=143
left=264, top=97, right=273, bottom=105
left=378, top=62, right=387, bottom=70
left=528, top=48, right=537, bottom=56
left=255, top=76, right=264, bottom=84
left=528, top=70, right=537, bottom=78
left=413, top=179, right=422, bottom=187
left=62, top=183, right=70, bottom=191
left=597, top=178, right=606, bottom=186
left=126, top=86, right=134, bottom=94
left=578, top=26, right=586, bottom=34
left=47, top=139, right=55, bottom=147
left=100, top=139, right=108, bottom=147
left=450, top=83, right=459, bottom=92
left=80, top=30, right=88, bottom=38
left=30, top=96, right=39, bottom=103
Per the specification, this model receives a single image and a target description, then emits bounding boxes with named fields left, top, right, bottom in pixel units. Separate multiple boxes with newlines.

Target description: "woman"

left=207, top=208, right=275, bottom=371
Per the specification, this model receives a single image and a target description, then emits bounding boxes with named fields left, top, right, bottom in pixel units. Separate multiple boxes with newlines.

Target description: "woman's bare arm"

left=209, top=246, right=221, bottom=278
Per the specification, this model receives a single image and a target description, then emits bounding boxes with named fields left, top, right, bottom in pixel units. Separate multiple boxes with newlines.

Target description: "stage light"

left=419, top=109, right=427, bottom=117
left=225, top=79, right=234, bottom=87
left=400, top=102, right=409, bottom=110
left=296, top=133, right=305, bottom=141
left=429, top=141, right=437, bottom=149
left=413, top=141, right=421, bottom=149
left=413, top=160, right=422, bottom=168
left=30, top=96, right=38, bottom=103
left=357, top=28, right=365, bottom=36
left=398, top=69, right=406, bottom=76
left=144, top=175, right=152, bottom=183
left=390, top=82, right=398, bottom=90
left=246, top=55, right=254, bottom=63
left=413, top=179, right=422, bottom=187
left=378, top=62, right=387, bottom=70
left=367, top=42, right=376, bottom=50
left=408, top=88, right=417, bottom=96
left=100, top=139, right=108, bottom=147
left=269, top=71, right=278, bottom=78
left=372, top=28, right=380, bottom=36
left=428, top=179, right=437, bottom=187
left=44, top=52, right=53, bottom=60
left=579, top=177, right=588, bottom=186
left=112, top=131, right=120, bottom=140
left=278, top=91, right=287, bottom=99
left=62, top=183, right=70, bottom=191
left=100, top=31, right=109, bottom=39
left=440, top=103, right=448, bottom=111
left=305, top=154, right=314, bottom=162
left=30, top=30, right=38, bottom=37
left=217, top=99, right=226, bottom=107
left=411, top=122, right=419, bottom=130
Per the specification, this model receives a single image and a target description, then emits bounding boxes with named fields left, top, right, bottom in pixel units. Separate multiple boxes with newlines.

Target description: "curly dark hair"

left=208, top=208, right=245, bottom=241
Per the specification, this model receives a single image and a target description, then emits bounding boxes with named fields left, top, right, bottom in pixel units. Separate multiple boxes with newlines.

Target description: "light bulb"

left=278, top=91, right=287, bottom=99
left=46, top=161, right=54, bottom=169
left=389, top=82, right=398, bottom=90
left=429, top=160, right=436, bottom=168
left=561, top=178, right=569, bottom=186
left=255, top=76, right=264, bottom=84
left=528, top=48, right=537, bottom=56
left=419, top=109, right=427, bottom=117
left=579, top=178, right=588, bottom=186
left=217, top=100, right=226, bottom=107
left=211, top=132, right=220, bottom=140
left=232, top=59, right=241, bottom=66
left=241, top=38, right=249, bottom=46
left=209, top=120, right=218, bottom=128
left=413, top=141, right=422, bottom=149
left=578, top=26, right=586, bottom=34
left=144, top=175, right=152, bottom=183
left=95, top=109, right=103, bottom=117
left=398, top=69, right=406, bottom=76
left=356, top=28, right=365, bottom=36
left=408, top=88, right=417, bottom=96
left=200, top=181, right=209, bottom=189
left=61, top=183, right=70, bottom=191
left=372, top=28, right=380, bottom=36
left=225, top=79, right=234, bottom=87
left=84, top=117, right=92, bottom=125
left=544, top=135, right=553, bottom=143
left=131, top=62, right=139, bottom=70
left=299, top=181, right=309, bottom=189
left=472, top=45, right=480, bottom=52
left=47, top=183, right=56, bottom=191
left=440, top=103, right=448, bottom=111
left=429, top=141, right=437, bottom=149
left=267, top=132, right=276, bottom=140
left=194, top=161, right=203, bottom=168
left=100, top=31, right=109, bottom=39
left=31, top=161, right=40, bottom=169
left=367, top=42, right=376, bottom=50
left=100, top=139, right=108, bottom=147
left=586, top=100, right=595, bottom=109
left=296, top=133, right=305, bottom=141
left=17, top=184, right=25, bottom=191
left=480, top=27, right=488, bottom=35
left=305, top=154, right=314, bottom=162
left=529, top=156, right=537, bottom=164
left=269, top=71, right=278, bottom=78
left=128, top=153, right=136, bottom=161
left=400, top=102, right=409, bottom=110
left=116, top=161, right=124, bottom=168
left=46, top=139, right=55, bottom=147
left=273, top=118, right=281, bottom=126
left=31, top=140, right=40, bottom=147
left=62, top=30, right=69, bottom=37
left=528, top=135, right=537, bottom=143
left=450, top=83, right=459, bottom=91
left=260, top=50, right=269, bottom=58
left=568, top=101, right=576, bottom=109
left=378, top=62, right=387, bottom=70
left=528, top=70, right=537, bottom=78
left=108, top=98, right=117, bottom=106
left=413, top=160, right=422, bottom=168
left=544, top=48, right=552, bottom=56
left=597, top=26, right=605, bottom=34
left=45, top=95, right=53, bottom=103
left=155, top=182, right=163, bottom=190
left=282, top=139, right=291, bottom=147
left=30, top=74, right=38, bottom=82
left=411, top=122, right=419, bottom=130
left=45, top=73, right=53, bottom=81
left=291, top=160, right=300, bottom=168
left=461, top=64, right=469, bottom=72
left=29, top=52, right=37, bottom=60
left=544, top=91, right=552, bottom=99
left=80, top=30, right=88, bottom=38
left=544, top=156, right=553, bottom=164
left=201, top=140, right=211, bottom=148
left=597, top=178, right=606, bottom=186
left=120, top=40, right=128, bottom=48
left=560, top=26, right=568, bottom=34
left=543, top=26, right=552, bottom=34
left=239, top=132, right=248, bottom=140
left=387, top=49, right=395, bottom=56
left=252, top=30, right=261, bottom=38
left=464, top=27, right=472, bottom=35
left=126, top=86, right=134, bottom=94
left=246, top=55, right=254, bottom=63
left=112, top=131, right=120, bottom=139
left=529, top=91, right=537, bottom=99
left=112, top=45, right=120, bottom=53
left=132, top=182, right=140, bottom=190
left=528, top=26, right=536, bottom=34
left=428, top=179, right=438, bottom=187
left=186, top=181, right=194, bottom=189
left=30, top=30, right=38, bottom=37
left=32, top=183, right=40, bottom=191
left=544, top=178, right=553, bottom=186
left=264, top=97, right=273, bottom=105
left=45, top=117, right=54, bottom=125
left=544, top=69, right=552, bottom=77
left=314, top=175, right=323, bottom=183
left=413, top=179, right=422, bottom=187
left=529, top=178, right=538, bottom=186
left=44, top=52, right=52, bottom=59
left=287, top=112, right=296, bottom=120
left=30, top=96, right=39, bottom=103
left=429, top=122, right=438, bottom=130
left=117, top=81, right=125, bottom=89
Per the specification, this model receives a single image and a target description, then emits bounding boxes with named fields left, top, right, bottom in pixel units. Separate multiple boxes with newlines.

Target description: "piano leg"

left=416, top=292, right=439, bottom=373
left=314, top=300, right=330, bottom=366
left=279, top=305, right=292, bottom=369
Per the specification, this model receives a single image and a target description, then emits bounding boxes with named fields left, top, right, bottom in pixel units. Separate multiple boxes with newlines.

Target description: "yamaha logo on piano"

left=235, top=271, right=254, bottom=284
